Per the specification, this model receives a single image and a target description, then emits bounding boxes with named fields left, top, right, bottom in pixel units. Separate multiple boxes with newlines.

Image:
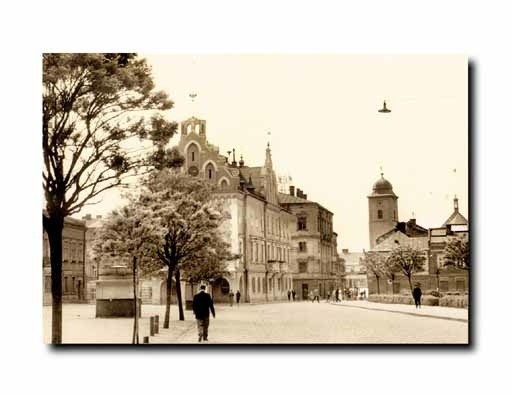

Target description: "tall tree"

left=140, top=170, right=232, bottom=327
left=93, top=203, right=160, bottom=343
left=387, top=246, right=426, bottom=293
left=443, top=235, right=470, bottom=270
left=363, top=251, right=387, bottom=295
left=43, top=53, right=182, bottom=343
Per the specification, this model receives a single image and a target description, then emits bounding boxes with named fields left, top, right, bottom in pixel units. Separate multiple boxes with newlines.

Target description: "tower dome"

left=372, top=173, right=395, bottom=195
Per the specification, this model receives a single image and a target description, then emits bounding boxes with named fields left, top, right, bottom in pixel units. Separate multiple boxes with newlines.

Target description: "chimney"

left=296, top=189, right=302, bottom=198
left=342, top=249, right=349, bottom=254
left=408, top=218, right=416, bottom=226
left=289, top=186, right=295, bottom=196
left=303, top=193, right=307, bottom=200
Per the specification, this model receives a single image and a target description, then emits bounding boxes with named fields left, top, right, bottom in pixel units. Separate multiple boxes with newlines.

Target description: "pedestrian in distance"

left=192, top=285, right=216, bottom=342
left=235, top=290, right=241, bottom=306
left=292, top=289, right=296, bottom=301
left=287, top=290, right=291, bottom=301
left=228, top=290, right=234, bottom=307
left=335, top=288, right=340, bottom=303
left=412, top=283, right=422, bottom=309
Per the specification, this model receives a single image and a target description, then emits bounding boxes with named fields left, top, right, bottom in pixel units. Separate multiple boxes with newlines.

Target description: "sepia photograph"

left=42, top=53, right=469, bottom=344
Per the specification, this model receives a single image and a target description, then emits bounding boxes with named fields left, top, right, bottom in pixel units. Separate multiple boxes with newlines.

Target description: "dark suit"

left=192, top=290, right=215, bottom=341
left=412, top=287, right=422, bottom=308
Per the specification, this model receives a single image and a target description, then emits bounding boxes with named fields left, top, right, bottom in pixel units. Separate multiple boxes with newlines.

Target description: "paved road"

left=43, top=301, right=468, bottom=344
left=152, top=301, right=468, bottom=344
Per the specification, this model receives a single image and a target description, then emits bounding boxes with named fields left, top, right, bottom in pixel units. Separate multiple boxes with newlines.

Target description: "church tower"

left=368, top=173, right=399, bottom=248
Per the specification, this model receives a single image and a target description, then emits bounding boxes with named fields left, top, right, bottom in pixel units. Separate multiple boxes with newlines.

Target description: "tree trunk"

left=46, top=216, right=64, bottom=344
left=407, top=275, right=413, bottom=294
left=163, top=267, right=173, bottom=329
left=132, top=256, right=139, bottom=344
left=376, top=276, right=380, bottom=295
left=175, top=268, right=185, bottom=321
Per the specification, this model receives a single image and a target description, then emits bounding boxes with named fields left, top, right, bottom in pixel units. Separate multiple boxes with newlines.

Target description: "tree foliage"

left=387, top=245, right=426, bottom=292
left=443, top=235, right=470, bottom=270
left=43, top=53, right=183, bottom=220
left=139, top=170, right=233, bottom=324
left=42, top=53, right=183, bottom=344
left=363, top=251, right=387, bottom=294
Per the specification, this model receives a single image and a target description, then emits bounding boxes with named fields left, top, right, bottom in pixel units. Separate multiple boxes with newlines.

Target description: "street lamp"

left=378, top=100, right=391, bottom=113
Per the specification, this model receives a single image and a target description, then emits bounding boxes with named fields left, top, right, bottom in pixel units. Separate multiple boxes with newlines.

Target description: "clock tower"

left=368, top=173, right=399, bottom=249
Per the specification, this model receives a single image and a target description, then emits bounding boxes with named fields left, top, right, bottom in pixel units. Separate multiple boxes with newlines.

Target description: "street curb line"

left=331, top=303, right=468, bottom=323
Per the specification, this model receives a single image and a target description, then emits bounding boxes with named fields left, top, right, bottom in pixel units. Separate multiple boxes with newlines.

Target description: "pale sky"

left=78, top=54, right=468, bottom=252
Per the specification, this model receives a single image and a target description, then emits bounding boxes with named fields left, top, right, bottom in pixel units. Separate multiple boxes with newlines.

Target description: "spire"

left=265, top=142, right=273, bottom=169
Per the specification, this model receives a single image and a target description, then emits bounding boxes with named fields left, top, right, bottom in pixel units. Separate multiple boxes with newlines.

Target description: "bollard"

left=150, top=316, right=155, bottom=336
left=143, top=336, right=149, bottom=344
left=155, top=315, right=159, bottom=334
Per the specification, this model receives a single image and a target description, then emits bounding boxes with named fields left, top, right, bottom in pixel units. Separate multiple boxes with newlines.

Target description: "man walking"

left=412, top=284, right=422, bottom=309
left=192, top=285, right=216, bottom=342
left=292, top=289, right=296, bottom=301
left=287, top=290, right=291, bottom=301
left=235, top=290, right=241, bottom=306
left=228, top=290, right=234, bottom=307
left=335, top=288, right=340, bottom=303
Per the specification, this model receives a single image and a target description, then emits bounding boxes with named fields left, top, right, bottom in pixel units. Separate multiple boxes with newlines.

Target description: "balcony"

left=266, top=260, right=280, bottom=273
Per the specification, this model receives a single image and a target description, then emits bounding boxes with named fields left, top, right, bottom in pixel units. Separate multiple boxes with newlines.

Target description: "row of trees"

left=94, top=170, right=234, bottom=342
left=42, top=53, right=212, bottom=343
left=364, top=236, right=469, bottom=295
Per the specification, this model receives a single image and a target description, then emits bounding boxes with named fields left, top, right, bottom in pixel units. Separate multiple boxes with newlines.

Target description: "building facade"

left=174, top=116, right=295, bottom=303
left=43, top=216, right=86, bottom=305
left=279, top=187, right=341, bottom=300
left=339, top=249, right=367, bottom=298
left=366, top=174, right=469, bottom=295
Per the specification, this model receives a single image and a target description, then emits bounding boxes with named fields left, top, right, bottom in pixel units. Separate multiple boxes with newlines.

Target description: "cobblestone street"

left=44, top=301, right=468, bottom=344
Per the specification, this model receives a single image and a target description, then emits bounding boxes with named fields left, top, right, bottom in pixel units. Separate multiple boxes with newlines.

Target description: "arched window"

left=220, top=179, right=228, bottom=189
left=205, top=163, right=215, bottom=181
left=187, top=143, right=199, bottom=165
left=377, top=209, right=383, bottom=219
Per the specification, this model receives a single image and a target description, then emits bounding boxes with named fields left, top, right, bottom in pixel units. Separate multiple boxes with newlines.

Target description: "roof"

left=370, top=173, right=396, bottom=196
left=372, top=230, right=429, bottom=252
left=277, top=192, right=314, bottom=205
left=443, top=211, right=468, bottom=226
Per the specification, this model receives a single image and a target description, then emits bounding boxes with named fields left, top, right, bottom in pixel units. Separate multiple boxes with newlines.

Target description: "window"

left=191, top=151, right=195, bottom=161
left=299, top=242, right=307, bottom=252
left=297, top=216, right=307, bottom=231
left=377, top=210, right=383, bottom=219
left=64, top=276, right=69, bottom=293
left=252, top=277, right=256, bottom=293
left=456, top=279, right=466, bottom=291
left=299, top=261, right=307, bottom=273
left=257, top=278, right=261, bottom=293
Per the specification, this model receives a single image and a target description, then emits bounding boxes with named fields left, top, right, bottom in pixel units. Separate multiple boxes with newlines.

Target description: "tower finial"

left=379, top=165, right=384, bottom=178
left=454, top=194, right=459, bottom=211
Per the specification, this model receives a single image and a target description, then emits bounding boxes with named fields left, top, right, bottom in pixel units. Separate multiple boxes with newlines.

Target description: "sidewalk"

left=330, top=300, right=468, bottom=322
